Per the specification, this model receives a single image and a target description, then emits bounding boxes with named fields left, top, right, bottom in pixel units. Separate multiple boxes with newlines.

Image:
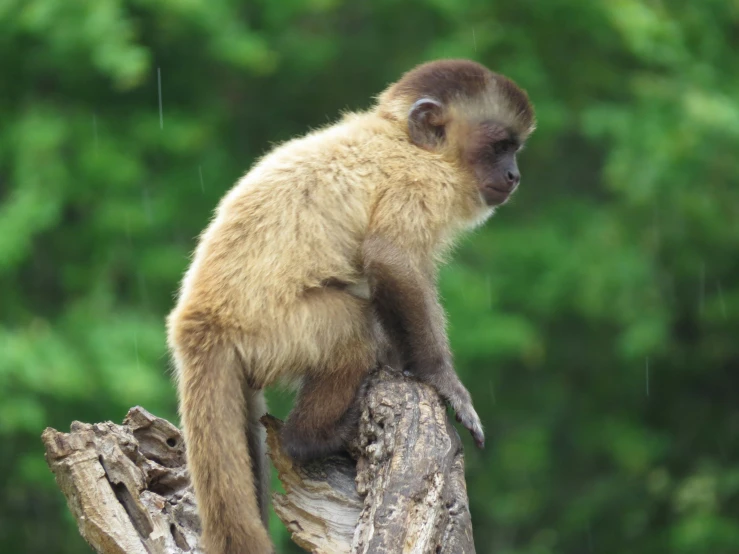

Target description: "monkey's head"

left=378, top=59, right=536, bottom=207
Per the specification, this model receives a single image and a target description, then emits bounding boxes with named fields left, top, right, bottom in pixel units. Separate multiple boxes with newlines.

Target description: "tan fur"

left=167, top=59, right=534, bottom=554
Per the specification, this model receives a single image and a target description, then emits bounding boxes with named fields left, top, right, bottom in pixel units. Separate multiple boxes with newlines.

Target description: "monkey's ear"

left=408, top=98, right=446, bottom=149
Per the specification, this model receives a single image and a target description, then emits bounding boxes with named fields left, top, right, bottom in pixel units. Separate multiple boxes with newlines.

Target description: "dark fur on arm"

left=362, top=234, right=484, bottom=447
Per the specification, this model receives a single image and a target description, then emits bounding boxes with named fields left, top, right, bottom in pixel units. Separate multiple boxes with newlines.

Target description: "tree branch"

left=42, top=367, right=475, bottom=553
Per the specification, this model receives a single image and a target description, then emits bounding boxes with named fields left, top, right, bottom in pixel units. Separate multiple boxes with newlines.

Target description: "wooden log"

left=42, top=367, right=475, bottom=553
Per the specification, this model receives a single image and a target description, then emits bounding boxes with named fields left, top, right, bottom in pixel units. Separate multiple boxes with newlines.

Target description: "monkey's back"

left=171, top=114, right=404, bottom=354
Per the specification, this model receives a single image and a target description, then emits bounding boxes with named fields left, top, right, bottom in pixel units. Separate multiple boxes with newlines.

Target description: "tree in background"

left=1, top=0, right=738, bottom=552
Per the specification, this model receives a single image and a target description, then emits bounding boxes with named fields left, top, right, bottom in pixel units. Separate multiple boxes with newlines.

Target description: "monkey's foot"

left=444, top=386, right=485, bottom=448
left=453, top=405, right=485, bottom=449
left=280, top=426, right=350, bottom=463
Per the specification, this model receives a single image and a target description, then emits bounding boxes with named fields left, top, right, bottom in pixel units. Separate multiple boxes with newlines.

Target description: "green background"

left=1, top=0, right=738, bottom=552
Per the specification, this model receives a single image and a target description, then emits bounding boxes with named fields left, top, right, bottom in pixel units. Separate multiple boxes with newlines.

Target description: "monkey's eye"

left=491, top=139, right=515, bottom=156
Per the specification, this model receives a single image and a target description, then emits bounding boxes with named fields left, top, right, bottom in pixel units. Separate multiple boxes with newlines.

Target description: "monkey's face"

left=406, top=95, right=530, bottom=208
left=465, top=121, right=523, bottom=207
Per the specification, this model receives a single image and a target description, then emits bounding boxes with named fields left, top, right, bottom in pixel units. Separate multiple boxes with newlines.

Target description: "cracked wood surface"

left=41, top=368, right=475, bottom=553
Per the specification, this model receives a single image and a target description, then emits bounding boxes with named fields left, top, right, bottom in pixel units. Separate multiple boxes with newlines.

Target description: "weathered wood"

left=42, top=368, right=476, bottom=553
left=42, top=407, right=201, bottom=554
left=263, top=415, right=363, bottom=552
left=350, top=369, right=475, bottom=554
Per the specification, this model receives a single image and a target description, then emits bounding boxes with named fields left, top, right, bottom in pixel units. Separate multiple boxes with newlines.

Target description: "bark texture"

left=42, top=367, right=475, bottom=554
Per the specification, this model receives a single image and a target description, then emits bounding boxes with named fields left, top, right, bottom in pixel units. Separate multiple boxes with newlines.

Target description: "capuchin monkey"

left=167, top=59, right=535, bottom=554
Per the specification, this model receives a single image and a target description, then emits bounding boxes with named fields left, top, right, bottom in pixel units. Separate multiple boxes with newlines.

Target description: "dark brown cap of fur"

left=380, top=59, right=535, bottom=135
left=391, top=59, right=492, bottom=105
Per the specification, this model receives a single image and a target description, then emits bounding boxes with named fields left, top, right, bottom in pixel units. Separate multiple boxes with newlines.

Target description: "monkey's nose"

left=505, top=170, right=520, bottom=187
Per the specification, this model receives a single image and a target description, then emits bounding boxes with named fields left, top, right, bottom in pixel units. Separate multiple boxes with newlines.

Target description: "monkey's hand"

left=449, top=386, right=485, bottom=449
left=423, top=370, right=485, bottom=448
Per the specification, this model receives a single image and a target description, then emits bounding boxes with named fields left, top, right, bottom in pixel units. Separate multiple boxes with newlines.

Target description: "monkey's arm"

left=362, top=234, right=484, bottom=447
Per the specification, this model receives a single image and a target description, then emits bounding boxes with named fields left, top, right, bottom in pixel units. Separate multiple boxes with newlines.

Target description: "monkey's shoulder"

left=222, top=115, right=410, bottom=203
left=263, top=112, right=425, bottom=171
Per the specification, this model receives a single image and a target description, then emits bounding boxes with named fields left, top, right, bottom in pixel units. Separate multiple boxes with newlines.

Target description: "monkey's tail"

left=176, top=342, right=273, bottom=554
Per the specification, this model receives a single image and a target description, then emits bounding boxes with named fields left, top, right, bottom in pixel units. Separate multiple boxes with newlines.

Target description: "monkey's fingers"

left=450, top=401, right=485, bottom=448
left=460, top=412, right=485, bottom=448
left=431, top=377, right=485, bottom=448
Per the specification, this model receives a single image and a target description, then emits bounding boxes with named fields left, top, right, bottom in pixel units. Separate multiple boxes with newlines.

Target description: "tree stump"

left=41, top=367, right=476, bottom=553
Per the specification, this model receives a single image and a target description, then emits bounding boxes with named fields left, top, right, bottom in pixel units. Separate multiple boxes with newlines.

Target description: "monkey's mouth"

left=483, top=184, right=514, bottom=205
left=487, top=185, right=512, bottom=194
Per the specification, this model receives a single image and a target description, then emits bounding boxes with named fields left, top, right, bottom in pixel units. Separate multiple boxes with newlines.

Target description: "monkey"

left=166, top=59, right=535, bottom=554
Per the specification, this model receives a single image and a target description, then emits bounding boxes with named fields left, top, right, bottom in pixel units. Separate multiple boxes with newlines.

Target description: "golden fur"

left=167, top=59, right=534, bottom=554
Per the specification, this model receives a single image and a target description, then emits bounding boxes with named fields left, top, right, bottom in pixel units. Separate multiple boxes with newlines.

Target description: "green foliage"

left=1, top=0, right=738, bottom=552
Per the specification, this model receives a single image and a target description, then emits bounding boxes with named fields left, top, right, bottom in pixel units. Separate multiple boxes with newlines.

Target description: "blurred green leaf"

left=0, top=0, right=738, bottom=552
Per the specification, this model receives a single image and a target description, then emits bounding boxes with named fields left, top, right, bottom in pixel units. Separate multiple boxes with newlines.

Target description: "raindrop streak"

left=472, top=28, right=477, bottom=52
left=142, top=187, right=153, bottom=223
left=587, top=524, right=593, bottom=553
left=134, top=332, right=140, bottom=372
left=717, top=281, right=727, bottom=319
left=158, top=67, right=164, bottom=130
left=699, top=262, right=705, bottom=317
left=138, top=272, right=151, bottom=307
left=653, top=203, right=661, bottom=263
left=715, top=437, right=727, bottom=461
left=488, top=380, right=496, bottom=404
left=92, top=114, right=99, bottom=154
left=645, top=357, right=649, bottom=397
left=199, top=166, right=205, bottom=193
left=485, top=274, right=492, bottom=309
left=124, top=214, right=133, bottom=247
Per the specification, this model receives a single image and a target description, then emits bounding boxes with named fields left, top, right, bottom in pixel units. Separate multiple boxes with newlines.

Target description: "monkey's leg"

left=280, top=366, right=368, bottom=462
left=363, top=234, right=485, bottom=447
